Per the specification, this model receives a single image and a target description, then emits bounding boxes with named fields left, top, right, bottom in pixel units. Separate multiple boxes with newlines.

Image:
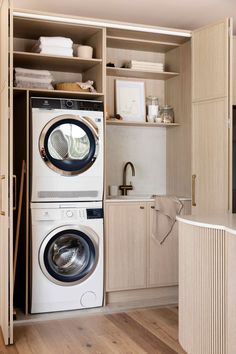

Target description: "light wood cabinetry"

left=147, top=200, right=191, bottom=288
left=192, top=98, right=228, bottom=214
left=165, top=41, right=192, bottom=197
left=12, top=16, right=106, bottom=96
left=191, top=19, right=232, bottom=214
left=105, top=202, right=147, bottom=291
left=105, top=27, right=189, bottom=120
left=147, top=202, right=178, bottom=287
left=0, top=3, right=233, bottom=345
left=192, top=19, right=229, bottom=102
left=233, top=36, right=236, bottom=105
left=106, top=200, right=191, bottom=292
left=0, top=0, right=13, bottom=345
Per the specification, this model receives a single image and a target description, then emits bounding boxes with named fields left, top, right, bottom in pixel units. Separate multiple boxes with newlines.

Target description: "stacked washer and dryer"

left=30, top=97, right=104, bottom=313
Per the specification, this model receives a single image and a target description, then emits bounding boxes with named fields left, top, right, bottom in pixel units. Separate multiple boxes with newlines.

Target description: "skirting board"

left=106, top=286, right=178, bottom=307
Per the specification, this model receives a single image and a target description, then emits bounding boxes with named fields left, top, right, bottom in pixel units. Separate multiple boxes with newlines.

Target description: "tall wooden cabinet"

left=0, top=2, right=233, bottom=345
left=0, top=0, right=13, bottom=345
left=191, top=19, right=232, bottom=214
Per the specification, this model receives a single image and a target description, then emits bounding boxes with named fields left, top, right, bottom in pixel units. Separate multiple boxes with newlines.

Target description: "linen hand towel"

left=153, top=195, right=183, bottom=244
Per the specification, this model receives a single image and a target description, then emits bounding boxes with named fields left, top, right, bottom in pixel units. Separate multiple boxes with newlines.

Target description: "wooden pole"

left=13, top=160, right=26, bottom=288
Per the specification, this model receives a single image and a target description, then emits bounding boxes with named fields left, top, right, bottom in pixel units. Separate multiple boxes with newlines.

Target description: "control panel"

left=31, top=97, right=104, bottom=111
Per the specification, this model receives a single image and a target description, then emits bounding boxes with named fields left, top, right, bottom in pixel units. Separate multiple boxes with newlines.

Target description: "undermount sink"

left=107, top=194, right=154, bottom=200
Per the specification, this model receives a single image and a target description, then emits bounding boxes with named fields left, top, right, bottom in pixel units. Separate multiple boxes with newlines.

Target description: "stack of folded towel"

left=32, top=37, right=73, bottom=57
left=14, top=67, right=54, bottom=90
left=125, top=60, right=164, bottom=72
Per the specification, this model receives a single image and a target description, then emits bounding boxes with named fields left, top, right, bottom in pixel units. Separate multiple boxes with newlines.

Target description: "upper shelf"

left=106, top=28, right=190, bottom=45
left=107, top=36, right=179, bottom=53
left=13, top=51, right=102, bottom=73
left=13, top=17, right=102, bottom=42
left=106, top=67, right=179, bottom=80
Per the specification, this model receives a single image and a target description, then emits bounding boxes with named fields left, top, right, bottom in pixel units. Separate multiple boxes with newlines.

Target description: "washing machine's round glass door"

left=39, top=227, right=99, bottom=286
left=39, top=114, right=99, bottom=176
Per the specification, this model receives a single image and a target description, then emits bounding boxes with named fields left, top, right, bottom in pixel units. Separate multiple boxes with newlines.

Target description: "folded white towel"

left=129, top=60, right=164, bottom=66
left=130, top=67, right=164, bottom=72
left=15, top=67, right=52, bottom=78
left=39, top=37, right=73, bottom=48
left=15, top=75, right=53, bottom=84
left=15, top=81, right=54, bottom=90
left=33, top=44, right=73, bottom=57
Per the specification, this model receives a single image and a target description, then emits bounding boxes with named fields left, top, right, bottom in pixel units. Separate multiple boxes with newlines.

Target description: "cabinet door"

left=148, top=200, right=191, bottom=287
left=0, top=0, right=13, bottom=345
left=148, top=203, right=176, bottom=287
left=105, top=202, right=147, bottom=291
left=192, top=19, right=232, bottom=214
left=192, top=99, right=228, bottom=214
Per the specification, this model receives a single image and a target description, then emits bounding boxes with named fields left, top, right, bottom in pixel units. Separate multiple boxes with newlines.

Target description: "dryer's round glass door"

left=39, top=228, right=98, bottom=285
left=39, top=116, right=99, bottom=176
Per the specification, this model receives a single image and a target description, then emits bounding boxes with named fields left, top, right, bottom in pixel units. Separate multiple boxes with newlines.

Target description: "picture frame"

left=115, top=79, right=146, bottom=122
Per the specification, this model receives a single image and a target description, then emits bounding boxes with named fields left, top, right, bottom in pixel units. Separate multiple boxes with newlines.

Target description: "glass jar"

left=160, top=105, right=174, bottom=123
left=146, top=96, right=159, bottom=122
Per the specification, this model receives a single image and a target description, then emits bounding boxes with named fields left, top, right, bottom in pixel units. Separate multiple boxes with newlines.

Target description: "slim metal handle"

left=0, top=175, right=5, bottom=216
left=140, top=206, right=145, bottom=209
left=192, top=174, right=196, bottom=207
left=151, top=206, right=155, bottom=209
left=13, top=175, right=17, bottom=211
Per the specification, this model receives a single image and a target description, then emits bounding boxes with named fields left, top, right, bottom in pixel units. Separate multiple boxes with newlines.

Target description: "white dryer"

left=30, top=202, right=104, bottom=314
left=30, top=97, right=104, bottom=202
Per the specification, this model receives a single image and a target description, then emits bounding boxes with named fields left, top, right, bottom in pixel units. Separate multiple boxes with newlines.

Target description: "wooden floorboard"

left=1, top=307, right=186, bottom=354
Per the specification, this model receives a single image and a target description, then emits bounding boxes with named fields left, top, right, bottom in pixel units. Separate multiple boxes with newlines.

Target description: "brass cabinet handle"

left=140, top=206, right=145, bottom=209
left=0, top=175, right=5, bottom=216
left=13, top=175, right=17, bottom=211
left=192, top=174, right=196, bottom=207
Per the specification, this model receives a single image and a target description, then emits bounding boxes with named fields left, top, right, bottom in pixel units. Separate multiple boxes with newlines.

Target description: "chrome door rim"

left=39, top=114, right=99, bottom=176
left=39, top=225, right=99, bottom=286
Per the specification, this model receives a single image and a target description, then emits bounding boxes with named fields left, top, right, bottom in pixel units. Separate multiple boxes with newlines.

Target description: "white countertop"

left=177, top=213, right=236, bottom=235
left=106, top=195, right=191, bottom=203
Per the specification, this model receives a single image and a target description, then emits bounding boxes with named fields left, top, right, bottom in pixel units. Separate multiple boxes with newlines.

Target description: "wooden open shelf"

left=107, top=28, right=191, bottom=45
left=106, top=119, right=180, bottom=127
left=13, top=51, right=102, bottom=73
left=107, top=35, right=179, bottom=53
left=106, top=67, right=179, bottom=80
left=13, top=87, right=104, bottom=99
left=13, top=17, right=102, bottom=43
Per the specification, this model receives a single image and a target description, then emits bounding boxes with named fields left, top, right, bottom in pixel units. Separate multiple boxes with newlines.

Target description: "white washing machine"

left=30, top=202, right=104, bottom=314
left=30, top=97, right=104, bottom=202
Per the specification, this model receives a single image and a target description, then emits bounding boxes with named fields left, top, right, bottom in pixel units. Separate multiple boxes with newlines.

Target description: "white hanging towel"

left=39, top=37, right=73, bottom=48
left=153, top=195, right=183, bottom=244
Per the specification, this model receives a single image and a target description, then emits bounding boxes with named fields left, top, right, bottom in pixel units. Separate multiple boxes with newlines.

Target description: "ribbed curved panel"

left=179, top=222, right=226, bottom=354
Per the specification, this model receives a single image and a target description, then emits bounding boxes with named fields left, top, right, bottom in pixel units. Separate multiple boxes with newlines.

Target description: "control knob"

left=66, top=210, right=73, bottom=218
left=65, top=100, right=73, bottom=108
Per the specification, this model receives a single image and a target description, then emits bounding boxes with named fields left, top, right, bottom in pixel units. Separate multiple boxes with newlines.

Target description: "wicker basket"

left=55, top=82, right=90, bottom=92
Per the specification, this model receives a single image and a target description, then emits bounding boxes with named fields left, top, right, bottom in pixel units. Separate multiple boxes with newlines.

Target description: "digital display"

left=86, top=208, right=103, bottom=219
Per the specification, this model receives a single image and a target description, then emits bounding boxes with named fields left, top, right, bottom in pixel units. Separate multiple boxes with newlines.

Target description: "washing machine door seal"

left=39, top=114, right=99, bottom=176
left=39, top=225, right=99, bottom=286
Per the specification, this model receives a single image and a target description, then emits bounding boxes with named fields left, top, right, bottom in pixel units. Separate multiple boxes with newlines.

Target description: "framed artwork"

left=115, top=79, right=146, bottom=122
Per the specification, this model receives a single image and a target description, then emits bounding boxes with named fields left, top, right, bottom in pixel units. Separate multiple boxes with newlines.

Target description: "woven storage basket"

left=55, top=82, right=90, bottom=92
